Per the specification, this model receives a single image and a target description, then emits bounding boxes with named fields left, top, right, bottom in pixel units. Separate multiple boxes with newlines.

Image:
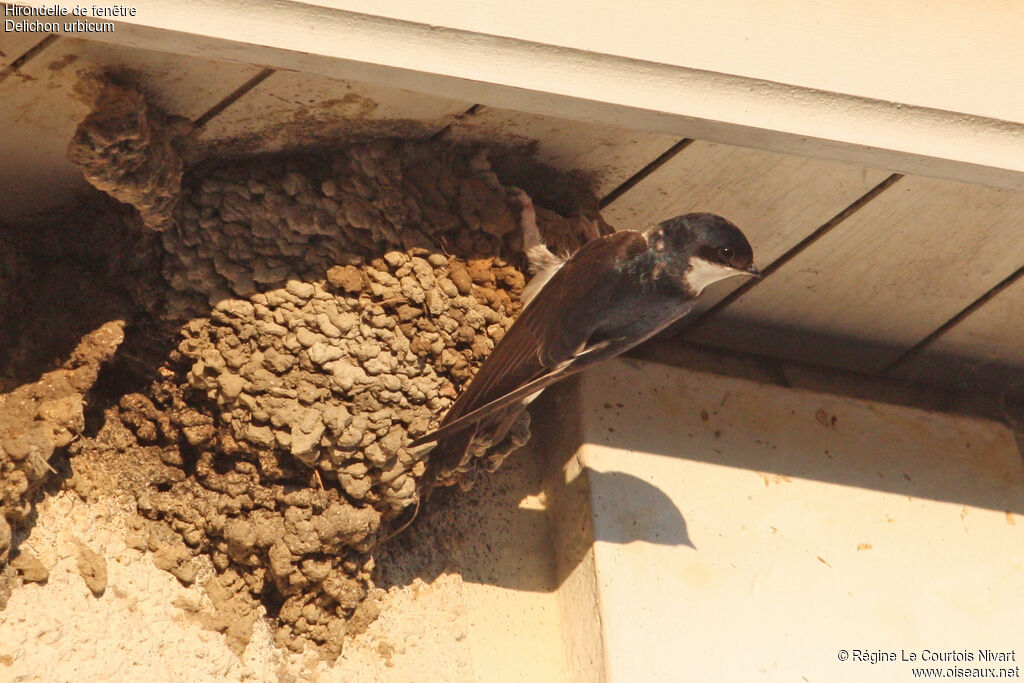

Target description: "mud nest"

left=0, top=79, right=599, bottom=656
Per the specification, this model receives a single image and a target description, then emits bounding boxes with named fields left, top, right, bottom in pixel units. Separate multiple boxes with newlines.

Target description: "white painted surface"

left=27, top=0, right=1024, bottom=190
left=314, top=0, right=1024, bottom=126
left=558, top=359, right=1023, bottom=681
left=894, top=278, right=1024, bottom=393
left=689, top=175, right=1024, bottom=373
left=0, top=31, right=45, bottom=67
left=0, top=36, right=262, bottom=221
left=605, top=140, right=890, bottom=315
left=196, top=69, right=470, bottom=150
left=21, top=0, right=1024, bottom=125
left=604, top=140, right=890, bottom=250
left=446, top=106, right=681, bottom=200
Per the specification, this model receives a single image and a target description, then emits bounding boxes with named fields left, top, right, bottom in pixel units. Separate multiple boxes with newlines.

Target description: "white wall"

left=547, top=359, right=1023, bottom=681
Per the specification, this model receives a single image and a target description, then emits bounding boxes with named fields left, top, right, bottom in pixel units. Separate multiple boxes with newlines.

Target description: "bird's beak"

left=745, top=265, right=762, bottom=279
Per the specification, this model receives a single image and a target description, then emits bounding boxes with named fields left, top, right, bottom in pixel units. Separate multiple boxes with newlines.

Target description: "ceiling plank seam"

left=882, top=264, right=1024, bottom=376
left=681, top=172, right=905, bottom=333
left=0, top=33, right=59, bottom=84
left=430, top=103, right=485, bottom=141
left=190, top=68, right=275, bottom=130
left=598, top=138, right=692, bottom=209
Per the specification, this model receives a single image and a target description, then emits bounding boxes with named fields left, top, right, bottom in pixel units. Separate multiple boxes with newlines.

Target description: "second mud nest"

left=4, top=80, right=600, bottom=656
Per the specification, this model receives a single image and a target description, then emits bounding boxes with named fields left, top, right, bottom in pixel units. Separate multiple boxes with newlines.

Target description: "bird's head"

left=648, top=213, right=759, bottom=296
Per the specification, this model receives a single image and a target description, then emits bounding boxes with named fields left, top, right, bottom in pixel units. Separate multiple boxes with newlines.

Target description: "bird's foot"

left=506, top=186, right=541, bottom=250
left=581, top=215, right=601, bottom=241
left=507, top=187, right=560, bottom=274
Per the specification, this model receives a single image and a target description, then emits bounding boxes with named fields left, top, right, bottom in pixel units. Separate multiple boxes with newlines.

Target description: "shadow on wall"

left=389, top=346, right=1024, bottom=594
left=0, top=75, right=610, bottom=649
left=684, top=308, right=1024, bottom=396
left=570, top=357, right=1024, bottom=516
left=0, top=199, right=165, bottom=394
left=376, top=433, right=693, bottom=594
left=377, top=338, right=1024, bottom=595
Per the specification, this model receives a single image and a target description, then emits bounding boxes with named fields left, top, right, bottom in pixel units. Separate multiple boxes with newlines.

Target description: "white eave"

left=3, top=0, right=1024, bottom=394
left=15, top=0, right=1024, bottom=191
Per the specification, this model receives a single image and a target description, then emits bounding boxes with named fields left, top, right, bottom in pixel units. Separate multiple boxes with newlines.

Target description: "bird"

left=412, top=191, right=759, bottom=496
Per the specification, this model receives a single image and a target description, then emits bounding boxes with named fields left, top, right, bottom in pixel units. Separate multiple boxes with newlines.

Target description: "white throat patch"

left=684, top=257, right=745, bottom=295
left=521, top=251, right=567, bottom=306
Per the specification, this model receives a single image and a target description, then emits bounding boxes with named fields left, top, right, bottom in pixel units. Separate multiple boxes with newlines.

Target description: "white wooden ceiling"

left=2, top=34, right=1022, bottom=397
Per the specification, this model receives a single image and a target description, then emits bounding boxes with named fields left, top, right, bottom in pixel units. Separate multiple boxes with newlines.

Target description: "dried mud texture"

left=151, top=139, right=558, bottom=500
left=67, top=79, right=187, bottom=232
left=115, top=144, right=538, bottom=655
left=49, top=80, right=599, bottom=657
left=0, top=202, right=162, bottom=394
left=0, top=322, right=124, bottom=583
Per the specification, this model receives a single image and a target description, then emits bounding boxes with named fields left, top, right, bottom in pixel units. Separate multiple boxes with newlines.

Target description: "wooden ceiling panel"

left=688, top=176, right=1024, bottom=373
left=195, top=70, right=471, bottom=153
left=446, top=106, right=682, bottom=200
left=0, top=33, right=46, bottom=68
left=603, top=140, right=890, bottom=315
left=891, top=275, right=1024, bottom=393
left=0, top=37, right=262, bottom=223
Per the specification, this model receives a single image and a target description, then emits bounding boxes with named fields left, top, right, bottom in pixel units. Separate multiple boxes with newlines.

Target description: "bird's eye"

left=718, top=246, right=734, bottom=261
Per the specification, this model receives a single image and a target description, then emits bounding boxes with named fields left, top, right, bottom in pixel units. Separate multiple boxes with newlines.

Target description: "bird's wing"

left=412, top=230, right=648, bottom=448
left=411, top=339, right=625, bottom=446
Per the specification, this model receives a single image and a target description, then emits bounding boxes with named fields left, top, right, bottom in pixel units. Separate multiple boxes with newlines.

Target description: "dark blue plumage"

left=413, top=207, right=758, bottom=495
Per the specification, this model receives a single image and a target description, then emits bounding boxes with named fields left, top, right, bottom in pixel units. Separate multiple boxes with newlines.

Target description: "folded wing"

left=413, top=231, right=649, bottom=479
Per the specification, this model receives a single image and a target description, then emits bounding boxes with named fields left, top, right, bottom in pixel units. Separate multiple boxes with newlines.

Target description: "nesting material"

left=0, top=321, right=124, bottom=602
left=49, top=78, right=604, bottom=656
left=67, top=79, right=186, bottom=232
left=145, top=143, right=538, bottom=652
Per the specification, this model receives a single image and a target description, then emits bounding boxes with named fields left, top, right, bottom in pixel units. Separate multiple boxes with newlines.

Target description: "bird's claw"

left=506, top=187, right=542, bottom=251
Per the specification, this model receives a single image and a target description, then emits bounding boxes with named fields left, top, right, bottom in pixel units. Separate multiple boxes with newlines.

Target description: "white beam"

left=549, top=359, right=1024, bottom=681
left=12, top=0, right=1024, bottom=190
